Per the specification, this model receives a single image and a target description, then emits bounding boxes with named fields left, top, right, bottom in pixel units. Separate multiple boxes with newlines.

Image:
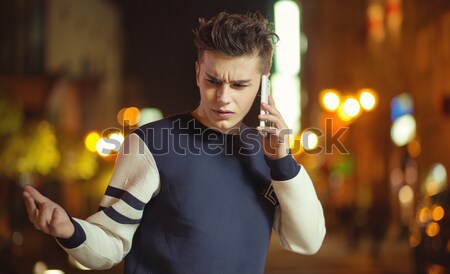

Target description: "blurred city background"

left=1, top=0, right=450, bottom=273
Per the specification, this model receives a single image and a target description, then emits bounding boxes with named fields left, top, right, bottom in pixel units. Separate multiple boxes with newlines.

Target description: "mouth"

left=212, top=109, right=235, bottom=118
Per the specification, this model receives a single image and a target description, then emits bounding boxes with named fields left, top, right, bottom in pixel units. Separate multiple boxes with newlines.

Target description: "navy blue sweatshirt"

left=57, top=113, right=326, bottom=273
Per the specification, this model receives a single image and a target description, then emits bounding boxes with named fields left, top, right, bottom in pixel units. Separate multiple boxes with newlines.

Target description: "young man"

left=23, top=11, right=325, bottom=274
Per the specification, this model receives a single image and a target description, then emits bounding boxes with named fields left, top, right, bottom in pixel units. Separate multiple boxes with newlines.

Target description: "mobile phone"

left=260, top=75, right=270, bottom=128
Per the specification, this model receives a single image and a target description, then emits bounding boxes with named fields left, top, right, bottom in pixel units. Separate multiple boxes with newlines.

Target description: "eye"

left=206, top=79, right=221, bottom=85
left=232, top=83, right=248, bottom=88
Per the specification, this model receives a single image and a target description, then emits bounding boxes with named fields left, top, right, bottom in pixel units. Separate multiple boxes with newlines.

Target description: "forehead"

left=199, top=51, right=262, bottom=77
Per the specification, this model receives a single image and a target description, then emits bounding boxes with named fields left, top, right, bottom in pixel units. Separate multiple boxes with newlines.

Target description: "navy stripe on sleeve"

left=56, top=217, right=87, bottom=249
left=103, top=206, right=141, bottom=224
left=105, top=186, right=146, bottom=210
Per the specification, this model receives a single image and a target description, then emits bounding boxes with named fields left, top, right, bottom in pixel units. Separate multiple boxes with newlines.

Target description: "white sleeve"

left=272, top=166, right=326, bottom=255
left=57, top=133, right=160, bottom=269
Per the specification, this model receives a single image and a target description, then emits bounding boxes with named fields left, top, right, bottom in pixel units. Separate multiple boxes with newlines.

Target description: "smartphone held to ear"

left=260, top=75, right=270, bottom=128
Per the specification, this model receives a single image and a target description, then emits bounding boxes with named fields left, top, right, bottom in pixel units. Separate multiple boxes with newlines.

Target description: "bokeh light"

left=337, top=103, right=353, bottom=122
left=119, top=107, right=141, bottom=126
left=390, top=114, right=416, bottom=146
left=84, top=131, right=101, bottom=153
left=432, top=163, right=447, bottom=183
left=425, top=221, right=440, bottom=237
left=117, top=108, right=127, bottom=126
left=320, top=89, right=340, bottom=112
left=33, top=261, right=47, bottom=274
left=390, top=167, right=403, bottom=190
left=43, top=271, right=65, bottom=274
left=289, top=134, right=303, bottom=155
left=391, top=93, right=414, bottom=121
left=109, top=132, right=125, bottom=152
left=358, top=89, right=378, bottom=111
left=301, top=129, right=319, bottom=151
left=409, top=229, right=421, bottom=247
left=417, top=207, right=431, bottom=224
left=398, top=185, right=414, bottom=205
left=407, top=139, right=421, bottom=158
left=431, top=205, right=445, bottom=222
left=138, top=108, right=164, bottom=126
left=424, top=163, right=447, bottom=196
left=96, top=137, right=115, bottom=157
left=343, top=97, right=361, bottom=118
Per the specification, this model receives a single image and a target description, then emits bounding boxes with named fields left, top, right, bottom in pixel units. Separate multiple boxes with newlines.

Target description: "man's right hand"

left=22, top=185, right=75, bottom=239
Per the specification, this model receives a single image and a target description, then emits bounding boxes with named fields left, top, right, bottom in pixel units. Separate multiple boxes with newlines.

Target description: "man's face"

left=195, top=50, right=262, bottom=133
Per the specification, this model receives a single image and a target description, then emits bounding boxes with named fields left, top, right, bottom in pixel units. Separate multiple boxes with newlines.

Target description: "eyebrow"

left=205, top=72, right=252, bottom=85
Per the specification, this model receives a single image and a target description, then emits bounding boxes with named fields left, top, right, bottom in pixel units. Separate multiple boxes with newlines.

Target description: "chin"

left=212, top=120, right=239, bottom=133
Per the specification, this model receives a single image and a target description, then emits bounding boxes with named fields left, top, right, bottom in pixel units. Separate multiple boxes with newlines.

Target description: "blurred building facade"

left=299, top=0, right=450, bottom=249
left=0, top=0, right=124, bottom=273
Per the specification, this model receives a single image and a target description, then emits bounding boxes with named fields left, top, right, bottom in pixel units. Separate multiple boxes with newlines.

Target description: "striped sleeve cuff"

left=264, top=154, right=301, bottom=181
left=56, top=217, right=86, bottom=249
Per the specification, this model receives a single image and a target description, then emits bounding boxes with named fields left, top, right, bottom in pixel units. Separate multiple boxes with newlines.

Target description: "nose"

left=216, top=84, right=231, bottom=105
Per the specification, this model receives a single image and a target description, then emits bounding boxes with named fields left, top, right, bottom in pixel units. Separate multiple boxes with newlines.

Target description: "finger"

left=261, top=101, right=281, bottom=116
left=50, top=208, right=67, bottom=231
left=35, top=202, right=53, bottom=232
left=48, top=208, right=61, bottom=236
left=257, top=126, right=277, bottom=135
left=23, top=185, right=48, bottom=205
left=22, top=191, right=38, bottom=222
left=258, top=114, right=282, bottom=128
left=52, top=207, right=65, bottom=224
left=268, top=95, right=277, bottom=108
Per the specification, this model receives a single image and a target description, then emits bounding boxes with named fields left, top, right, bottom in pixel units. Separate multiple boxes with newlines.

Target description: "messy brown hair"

left=193, top=11, right=279, bottom=74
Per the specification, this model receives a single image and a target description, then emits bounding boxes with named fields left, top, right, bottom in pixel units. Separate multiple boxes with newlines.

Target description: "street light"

left=320, top=89, right=340, bottom=112
left=320, top=88, right=378, bottom=122
left=358, top=88, right=378, bottom=111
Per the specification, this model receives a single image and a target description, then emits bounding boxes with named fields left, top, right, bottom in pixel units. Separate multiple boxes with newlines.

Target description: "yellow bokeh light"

left=398, top=185, right=414, bottom=205
left=426, top=180, right=441, bottom=196
left=425, top=221, right=440, bottom=237
left=417, top=207, right=431, bottom=224
left=321, top=89, right=340, bottom=112
left=289, top=134, right=303, bottom=155
left=84, top=131, right=101, bottom=153
left=117, top=108, right=127, bottom=126
left=43, top=270, right=65, bottom=274
left=343, top=97, right=361, bottom=117
left=122, top=107, right=141, bottom=126
left=359, top=89, right=378, bottom=111
left=96, top=138, right=114, bottom=157
left=109, top=132, right=125, bottom=147
left=337, top=103, right=353, bottom=122
left=432, top=205, right=445, bottom=221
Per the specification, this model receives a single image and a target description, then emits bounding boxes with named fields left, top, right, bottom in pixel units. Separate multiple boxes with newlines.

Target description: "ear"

left=195, top=61, right=200, bottom=87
